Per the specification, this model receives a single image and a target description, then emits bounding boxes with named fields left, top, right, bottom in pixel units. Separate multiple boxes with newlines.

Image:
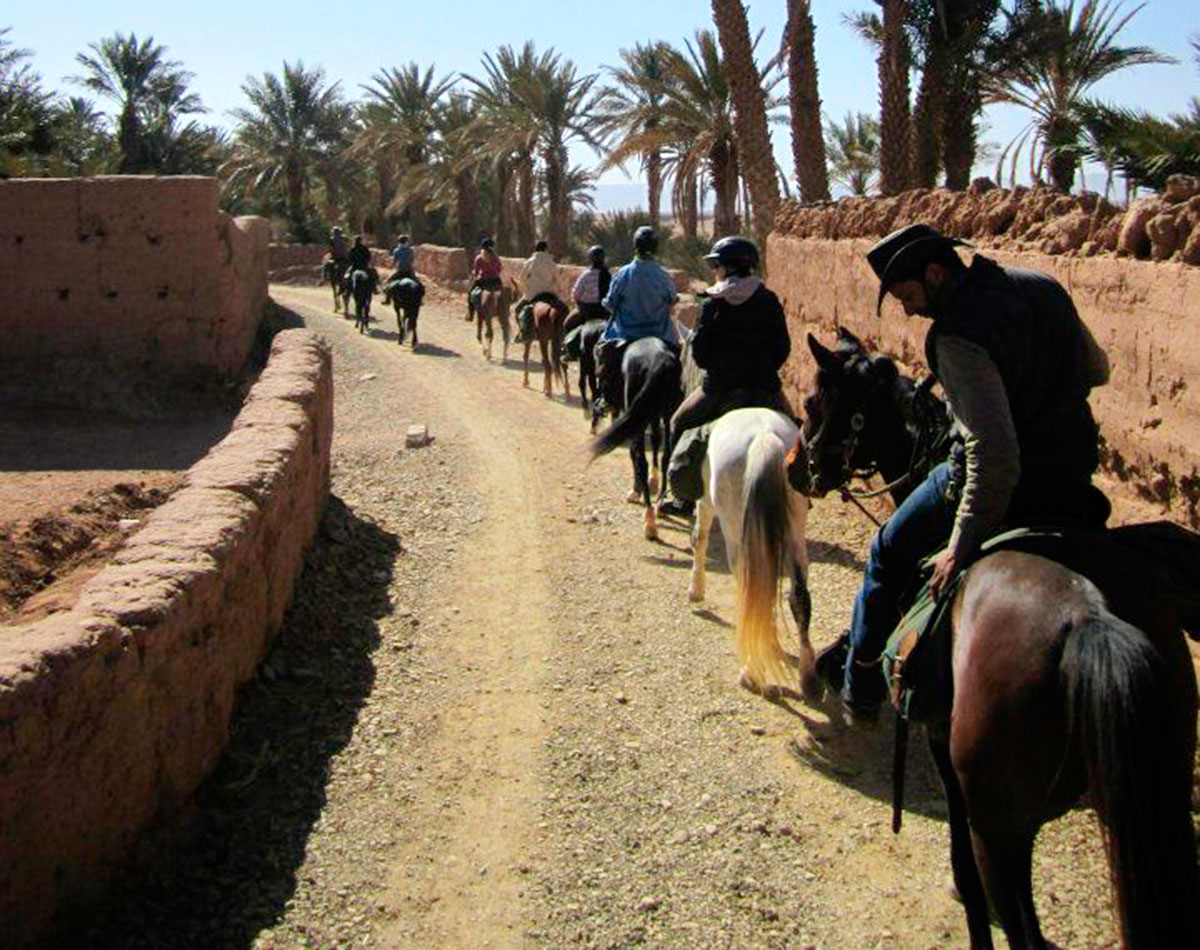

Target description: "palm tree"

left=464, top=43, right=602, bottom=257
left=784, top=0, right=831, bottom=203
left=597, top=41, right=674, bottom=225
left=983, top=0, right=1174, bottom=192
left=711, top=0, right=781, bottom=236
left=0, top=27, right=54, bottom=174
left=355, top=64, right=456, bottom=243
left=825, top=112, right=881, bottom=195
left=72, top=32, right=203, bottom=173
left=47, top=97, right=111, bottom=175
left=223, top=61, right=350, bottom=241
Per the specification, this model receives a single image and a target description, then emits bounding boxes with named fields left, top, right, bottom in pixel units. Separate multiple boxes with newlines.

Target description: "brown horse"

left=523, top=301, right=569, bottom=397
left=801, top=329, right=1199, bottom=949
left=476, top=286, right=512, bottom=363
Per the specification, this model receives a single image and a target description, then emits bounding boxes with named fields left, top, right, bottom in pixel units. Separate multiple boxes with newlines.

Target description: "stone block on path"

left=406, top=424, right=430, bottom=448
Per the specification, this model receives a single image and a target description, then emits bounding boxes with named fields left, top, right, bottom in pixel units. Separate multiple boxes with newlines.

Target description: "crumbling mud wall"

left=0, top=330, right=333, bottom=947
left=767, top=231, right=1200, bottom=527
left=0, top=176, right=268, bottom=388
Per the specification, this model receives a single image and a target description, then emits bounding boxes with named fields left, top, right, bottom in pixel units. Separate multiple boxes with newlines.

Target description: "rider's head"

left=332, top=226, right=343, bottom=235
left=534, top=239, right=549, bottom=253
left=353, top=234, right=364, bottom=246
left=867, top=223, right=968, bottom=318
left=633, top=226, right=657, bottom=257
left=704, top=236, right=759, bottom=278
left=481, top=237, right=495, bottom=251
left=587, top=245, right=606, bottom=267
left=397, top=234, right=410, bottom=245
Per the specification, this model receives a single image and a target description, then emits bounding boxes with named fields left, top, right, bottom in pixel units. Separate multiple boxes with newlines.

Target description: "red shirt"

left=473, top=253, right=503, bottom=280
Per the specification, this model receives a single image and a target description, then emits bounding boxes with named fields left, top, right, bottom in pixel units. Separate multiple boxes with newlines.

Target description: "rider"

left=390, top=234, right=415, bottom=279
left=563, top=245, right=612, bottom=340
left=348, top=234, right=372, bottom=271
left=657, top=236, right=794, bottom=517
left=595, top=226, right=680, bottom=410
left=514, top=240, right=567, bottom=342
left=328, top=226, right=349, bottom=266
left=817, top=222, right=1112, bottom=723
left=467, top=237, right=504, bottom=320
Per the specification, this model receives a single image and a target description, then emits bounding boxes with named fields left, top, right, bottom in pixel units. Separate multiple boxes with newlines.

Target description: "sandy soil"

left=72, top=284, right=1176, bottom=950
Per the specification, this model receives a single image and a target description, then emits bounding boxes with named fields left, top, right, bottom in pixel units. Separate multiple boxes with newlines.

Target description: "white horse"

left=688, top=407, right=817, bottom=700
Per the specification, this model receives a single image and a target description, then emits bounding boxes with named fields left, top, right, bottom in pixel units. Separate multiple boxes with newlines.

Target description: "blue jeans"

left=843, top=462, right=957, bottom=701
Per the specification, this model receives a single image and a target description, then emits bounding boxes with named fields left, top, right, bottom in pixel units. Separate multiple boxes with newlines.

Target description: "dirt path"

left=78, top=286, right=1120, bottom=950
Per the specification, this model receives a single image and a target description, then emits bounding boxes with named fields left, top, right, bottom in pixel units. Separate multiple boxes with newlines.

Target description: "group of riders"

left=327, top=226, right=424, bottom=314
left=332, top=219, right=1114, bottom=726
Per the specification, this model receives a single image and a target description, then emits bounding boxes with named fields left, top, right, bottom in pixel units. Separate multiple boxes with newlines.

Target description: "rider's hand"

left=928, top=548, right=958, bottom=599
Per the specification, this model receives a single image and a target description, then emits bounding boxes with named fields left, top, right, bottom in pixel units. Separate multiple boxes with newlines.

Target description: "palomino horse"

left=688, top=407, right=817, bottom=701
left=803, top=329, right=1198, bottom=949
left=386, top=278, right=424, bottom=347
left=321, top=257, right=349, bottom=312
left=476, top=286, right=512, bottom=362
left=590, top=336, right=682, bottom=540
left=523, top=301, right=569, bottom=397
left=349, top=269, right=376, bottom=333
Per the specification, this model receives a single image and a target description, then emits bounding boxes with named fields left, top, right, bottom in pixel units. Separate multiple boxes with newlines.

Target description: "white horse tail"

left=735, top=428, right=793, bottom=690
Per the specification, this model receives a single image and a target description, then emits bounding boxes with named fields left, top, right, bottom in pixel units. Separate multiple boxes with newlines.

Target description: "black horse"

left=803, top=327, right=1198, bottom=950
left=589, top=336, right=682, bottom=540
left=386, top=278, right=424, bottom=347
left=322, top=257, right=350, bottom=312
left=348, top=268, right=376, bottom=333
left=576, top=318, right=606, bottom=431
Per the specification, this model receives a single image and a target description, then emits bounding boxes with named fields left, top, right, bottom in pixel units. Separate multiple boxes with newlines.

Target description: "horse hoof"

left=626, top=489, right=641, bottom=504
left=687, top=585, right=704, bottom=603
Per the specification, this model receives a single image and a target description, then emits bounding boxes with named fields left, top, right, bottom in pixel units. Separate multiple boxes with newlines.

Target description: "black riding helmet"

left=633, top=226, right=658, bottom=256
left=481, top=237, right=495, bottom=250
left=704, top=235, right=759, bottom=276
left=587, top=245, right=606, bottom=266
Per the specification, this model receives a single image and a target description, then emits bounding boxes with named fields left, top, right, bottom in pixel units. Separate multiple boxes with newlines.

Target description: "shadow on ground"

left=69, top=496, right=400, bottom=950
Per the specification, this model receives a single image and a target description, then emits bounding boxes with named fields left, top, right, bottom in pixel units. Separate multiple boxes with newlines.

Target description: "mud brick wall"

left=0, top=330, right=332, bottom=947
left=767, top=233, right=1200, bottom=527
left=0, top=176, right=268, bottom=384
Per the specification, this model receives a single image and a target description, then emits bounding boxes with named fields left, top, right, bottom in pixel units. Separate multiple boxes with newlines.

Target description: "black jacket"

left=348, top=243, right=371, bottom=269
left=691, top=283, right=791, bottom=393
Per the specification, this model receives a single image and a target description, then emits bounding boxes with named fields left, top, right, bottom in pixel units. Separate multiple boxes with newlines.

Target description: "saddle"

left=563, top=317, right=605, bottom=363
left=667, top=389, right=790, bottom=502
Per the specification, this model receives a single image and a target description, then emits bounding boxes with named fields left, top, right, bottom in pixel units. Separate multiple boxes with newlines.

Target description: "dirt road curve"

left=78, top=286, right=1118, bottom=950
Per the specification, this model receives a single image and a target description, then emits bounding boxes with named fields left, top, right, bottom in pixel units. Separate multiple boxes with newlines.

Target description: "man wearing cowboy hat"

left=818, top=222, right=1112, bottom=723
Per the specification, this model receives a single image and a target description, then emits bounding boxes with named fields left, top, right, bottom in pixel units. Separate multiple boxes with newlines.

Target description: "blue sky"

left=8, top=1, right=1198, bottom=206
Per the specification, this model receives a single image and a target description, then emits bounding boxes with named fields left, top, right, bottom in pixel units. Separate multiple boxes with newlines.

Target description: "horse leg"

left=786, top=493, right=819, bottom=700
left=648, top=420, right=661, bottom=498
left=409, top=307, right=418, bottom=348
left=500, top=310, right=510, bottom=363
left=523, top=337, right=532, bottom=388
left=539, top=333, right=552, bottom=397
left=688, top=494, right=715, bottom=602
left=395, top=304, right=404, bottom=344
left=928, top=728, right=996, bottom=950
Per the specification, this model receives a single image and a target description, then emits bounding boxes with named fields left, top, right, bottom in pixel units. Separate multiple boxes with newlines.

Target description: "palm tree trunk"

left=493, top=161, right=511, bottom=255
left=910, top=53, right=943, bottom=189
left=682, top=170, right=699, bottom=241
left=117, top=103, right=145, bottom=173
left=878, top=0, right=912, bottom=196
left=710, top=140, right=739, bottom=238
left=375, top=160, right=395, bottom=245
left=647, top=149, right=663, bottom=226
left=404, top=145, right=427, bottom=242
left=543, top=145, right=569, bottom=258
left=785, top=0, right=831, bottom=203
left=940, top=63, right=979, bottom=190
left=711, top=0, right=781, bottom=236
left=286, top=159, right=307, bottom=242
left=455, top=171, right=479, bottom=252
left=516, top=151, right=535, bottom=254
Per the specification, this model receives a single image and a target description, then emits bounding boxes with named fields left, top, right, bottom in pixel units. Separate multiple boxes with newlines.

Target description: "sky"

left=7, top=1, right=1198, bottom=209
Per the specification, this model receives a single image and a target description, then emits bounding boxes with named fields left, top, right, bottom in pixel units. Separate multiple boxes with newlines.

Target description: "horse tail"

left=1061, top=608, right=1199, bottom=947
left=735, top=429, right=793, bottom=689
left=590, top=355, right=678, bottom=458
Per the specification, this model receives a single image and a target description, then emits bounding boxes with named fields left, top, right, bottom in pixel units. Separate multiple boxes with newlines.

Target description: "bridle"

left=805, top=363, right=949, bottom=526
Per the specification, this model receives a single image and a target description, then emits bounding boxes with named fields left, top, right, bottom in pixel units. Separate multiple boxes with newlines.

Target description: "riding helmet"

left=535, top=239, right=549, bottom=252
left=704, top=236, right=760, bottom=275
left=481, top=237, right=495, bottom=250
left=633, top=226, right=658, bottom=256
left=587, top=245, right=606, bottom=266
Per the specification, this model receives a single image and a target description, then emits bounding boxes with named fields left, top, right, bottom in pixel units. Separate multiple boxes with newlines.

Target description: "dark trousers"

left=564, top=302, right=606, bottom=337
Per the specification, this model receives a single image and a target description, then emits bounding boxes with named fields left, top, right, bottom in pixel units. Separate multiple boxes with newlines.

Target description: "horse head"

left=800, top=327, right=917, bottom=498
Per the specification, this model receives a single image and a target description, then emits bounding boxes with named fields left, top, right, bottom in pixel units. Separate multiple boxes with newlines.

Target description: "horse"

left=386, top=278, right=424, bottom=347
left=688, top=407, right=817, bottom=701
left=590, top=336, right=682, bottom=540
left=522, top=301, right=569, bottom=397
left=802, top=328, right=1199, bottom=949
left=349, top=268, right=376, bottom=333
left=576, top=318, right=606, bottom=430
left=322, top=256, right=349, bottom=312
left=475, top=285, right=512, bottom=362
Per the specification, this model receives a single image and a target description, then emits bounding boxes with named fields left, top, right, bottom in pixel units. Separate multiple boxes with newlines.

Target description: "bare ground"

left=70, top=284, right=1161, bottom=950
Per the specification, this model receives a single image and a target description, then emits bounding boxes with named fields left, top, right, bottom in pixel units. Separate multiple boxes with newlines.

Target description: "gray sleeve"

left=935, top=336, right=1022, bottom=561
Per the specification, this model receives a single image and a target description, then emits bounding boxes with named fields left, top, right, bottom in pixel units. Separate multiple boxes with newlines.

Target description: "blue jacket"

left=601, top=257, right=679, bottom=345
left=392, top=244, right=414, bottom=271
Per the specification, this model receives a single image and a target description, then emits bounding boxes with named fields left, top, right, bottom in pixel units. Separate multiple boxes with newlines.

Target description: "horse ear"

left=836, top=325, right=865, bottom=351
left=870, top=354, right=898, bottom=384
left=807, top=333, right=840, bottom=373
